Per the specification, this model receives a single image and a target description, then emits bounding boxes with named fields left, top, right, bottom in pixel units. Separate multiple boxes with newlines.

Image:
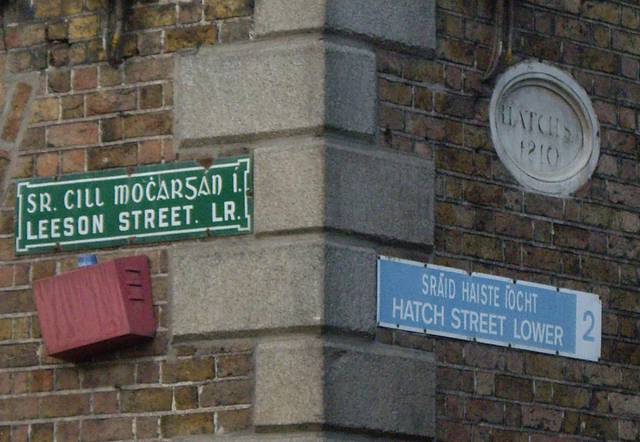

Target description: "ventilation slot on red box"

left=125, top=269, right=145, bottom=301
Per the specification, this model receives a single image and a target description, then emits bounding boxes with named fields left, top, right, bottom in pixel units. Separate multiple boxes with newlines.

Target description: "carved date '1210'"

left=501, top=104, right=579, bottom=170
left=520, top=139, right=560, bottom=168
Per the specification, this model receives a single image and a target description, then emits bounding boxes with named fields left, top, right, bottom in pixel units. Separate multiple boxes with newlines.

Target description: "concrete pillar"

left=171, top=1, right=437, bottom=440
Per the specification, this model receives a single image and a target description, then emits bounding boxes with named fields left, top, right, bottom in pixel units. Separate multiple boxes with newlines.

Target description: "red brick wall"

left=0, top=1, right=254, bottom=440
left=1, top=0, right=639, bottom=441
left=377, top=0, right=640, bottom=440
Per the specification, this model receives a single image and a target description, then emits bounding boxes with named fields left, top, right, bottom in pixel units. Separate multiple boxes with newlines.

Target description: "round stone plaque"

left=489, top=61, right=599, bottom=195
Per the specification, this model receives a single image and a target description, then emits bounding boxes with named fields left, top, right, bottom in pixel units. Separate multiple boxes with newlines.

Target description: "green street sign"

left=15, top=157, right=252, bottom=255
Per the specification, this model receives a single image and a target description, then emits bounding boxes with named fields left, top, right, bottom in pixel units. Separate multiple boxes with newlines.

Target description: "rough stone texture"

left=254, top=0, right=437, bottom=50
left=254, top=140, right=435, bottom=246
left=325, top=44, right=377, bottom=135
left=254, top=139, right=325, bottom=232
left=254, top=337, right=436, bottom=438
left=170, top=235, right=377, bottom=338
left=255, top=0, right=326, bottom=36
left=174, top=37, right=376, bottom=146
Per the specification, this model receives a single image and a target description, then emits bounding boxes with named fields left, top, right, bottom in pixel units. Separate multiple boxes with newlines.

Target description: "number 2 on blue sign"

left=582, top=311, right=595, bottom=342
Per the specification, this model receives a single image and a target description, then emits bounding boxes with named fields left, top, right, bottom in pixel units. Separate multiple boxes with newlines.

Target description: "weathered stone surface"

left=254, top=337, right=436, bottom=438
left=325, top=143, right=434, bottom=244
left=170, top=235, right=376, bottom=338
left=254, top=0, right=437, bottom=50
left=325, top=43, right=376, bottom=135
left=490, top=61, right=600, bottom=196
left=253, top=141, right=325, bottom=232
left=255, top=0, right=326, bottom=36
left=254, top=140, right=435, bottom=246
left=174, top=37, right=376, bottom=146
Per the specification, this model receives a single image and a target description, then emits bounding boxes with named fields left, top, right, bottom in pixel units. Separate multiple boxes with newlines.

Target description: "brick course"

left=0, top=0, right=254, bottom=440
left=378, top=0, right=640, bottom=440
left=0, top=0, right=637, bottom=440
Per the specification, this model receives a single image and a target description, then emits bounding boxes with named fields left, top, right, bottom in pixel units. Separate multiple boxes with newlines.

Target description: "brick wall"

left=0, top=0, right=639, bottom=441
left=0, top=1, right=254, bottom=440
left=377, top=0, right=640, bottom=440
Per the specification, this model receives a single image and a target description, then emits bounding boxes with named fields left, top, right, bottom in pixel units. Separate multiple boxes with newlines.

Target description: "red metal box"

left=33, top=255, right=155, bottom=361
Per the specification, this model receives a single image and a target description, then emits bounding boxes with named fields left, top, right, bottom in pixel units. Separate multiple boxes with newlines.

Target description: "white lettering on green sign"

left=15, top=157, right=252, bottom=255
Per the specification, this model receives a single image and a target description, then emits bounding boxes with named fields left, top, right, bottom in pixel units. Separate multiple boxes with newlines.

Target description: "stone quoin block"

left=253, top=336, right=436, bottom=438
left=254, top=140, right=435, bottom=246
left=174, top=36, right=376, bottom=147
left=170, top=235, right=377, bottom=338
left=254, top=0, right=437, bottom=51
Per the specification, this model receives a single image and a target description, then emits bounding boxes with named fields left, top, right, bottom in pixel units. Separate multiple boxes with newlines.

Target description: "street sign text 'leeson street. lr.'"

left=15, top=157, right=252, bottom=255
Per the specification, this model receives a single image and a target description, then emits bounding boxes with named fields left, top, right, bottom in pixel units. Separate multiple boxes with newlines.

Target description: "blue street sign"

left=377, top=256, right=601, bottom=361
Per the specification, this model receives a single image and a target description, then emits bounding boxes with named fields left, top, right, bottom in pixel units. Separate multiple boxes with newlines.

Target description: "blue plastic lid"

left=77, top=254, right=98, bottom=267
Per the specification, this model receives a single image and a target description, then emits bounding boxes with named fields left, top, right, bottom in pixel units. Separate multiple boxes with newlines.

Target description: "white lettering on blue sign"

left=377, top=256, right=601, bottom=361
